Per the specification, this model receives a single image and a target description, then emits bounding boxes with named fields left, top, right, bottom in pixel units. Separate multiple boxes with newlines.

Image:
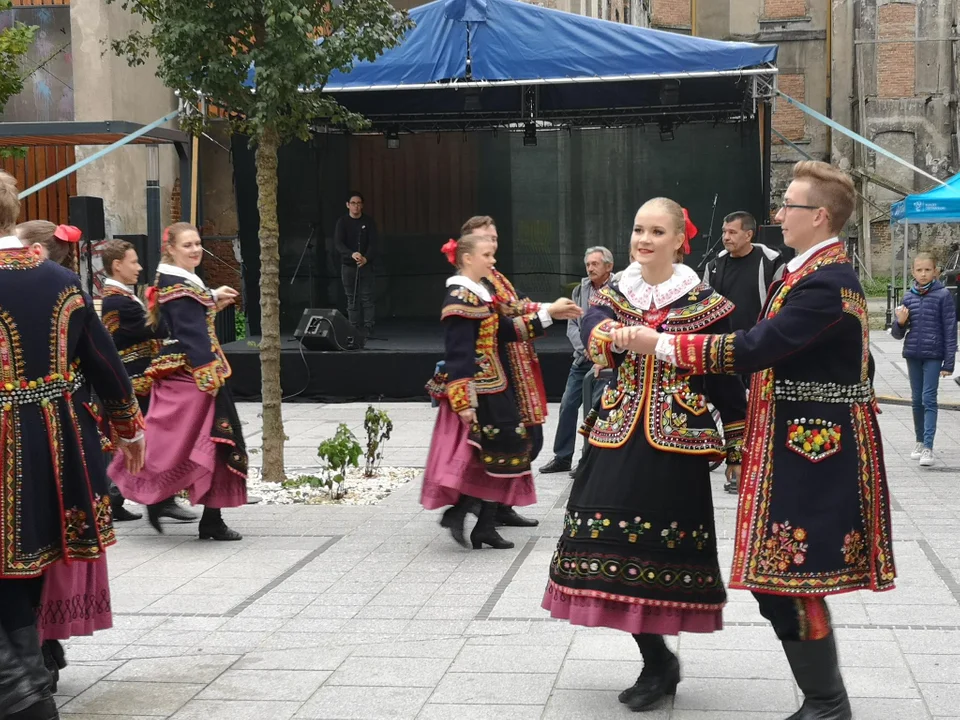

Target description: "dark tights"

left=633, top=633, right=671, bottom=671
left=0, top=578, right=42, bottom=632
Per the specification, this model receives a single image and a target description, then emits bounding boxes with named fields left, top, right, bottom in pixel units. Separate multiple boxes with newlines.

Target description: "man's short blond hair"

left=792, top=161, right=855, bottom=234
left=0, top=171, right=21, bottom=232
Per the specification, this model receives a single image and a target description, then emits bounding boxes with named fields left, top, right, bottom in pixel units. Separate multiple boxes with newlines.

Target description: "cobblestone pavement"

left=55, top=334, right=960, bottom=719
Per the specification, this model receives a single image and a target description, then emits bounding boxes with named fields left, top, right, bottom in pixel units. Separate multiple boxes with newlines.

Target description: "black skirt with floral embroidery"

left=548, top=428, right=725, bottom=611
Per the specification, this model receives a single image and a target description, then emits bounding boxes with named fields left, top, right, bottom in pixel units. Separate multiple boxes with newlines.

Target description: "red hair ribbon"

left=681, top=208, right=698, bottom=255
left=440, top=238, right=458, bottom=267
left=145, top=286, right=159, bottom=310
left=161, top=226, right=171, bottom=249
left=53, top=225, right=82, bottom=243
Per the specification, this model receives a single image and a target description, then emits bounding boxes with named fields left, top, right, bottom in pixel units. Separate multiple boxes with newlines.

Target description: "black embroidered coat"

left=427, top=282, right=547, bottom=476
left=0, top=248, right=143, bottom=578
left=146, top=272, right=247, bottom=478
left=101, top=284, right=165, bottom=414
left=546, top=277, right=746, bottom=613
left=673, top=242, right=896, bottom=596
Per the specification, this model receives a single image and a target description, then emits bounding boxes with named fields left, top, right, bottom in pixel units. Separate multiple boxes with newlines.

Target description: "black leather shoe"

left=495, top=505, right=539, bottom=527
left=539, top=457, right=572, bottom=474
left=112, top=505, right=143, bottom=522
left=198, top=522, right=243, bottom=541
left=783, top=636, right=852, bottom=720
left=440, top=503, right=470, bottom=548
left=472, top=501, right=516, bottom=549
left=8, top=692, right=59, bottom=719
left=621, top=652, right=681, bottom=711
left=723, top=479, right=739, bottom=495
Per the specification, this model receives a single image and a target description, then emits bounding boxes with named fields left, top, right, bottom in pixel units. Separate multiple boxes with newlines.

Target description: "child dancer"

left=109, top=223, right=248, bottom=540
left=423, top=234, right=569, bottom=549
left=892, top=251, right=957, bottom=466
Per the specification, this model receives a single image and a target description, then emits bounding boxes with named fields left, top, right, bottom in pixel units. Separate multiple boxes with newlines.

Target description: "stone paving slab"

left=51, top=343, right=960, bottom=719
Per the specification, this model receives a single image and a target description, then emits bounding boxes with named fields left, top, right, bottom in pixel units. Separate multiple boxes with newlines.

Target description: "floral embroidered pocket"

left=786, top=418, right=841, bottom=462
left=601, top=382, right=623, bottom=411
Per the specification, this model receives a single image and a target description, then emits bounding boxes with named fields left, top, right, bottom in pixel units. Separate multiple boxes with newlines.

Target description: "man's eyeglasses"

left=348, top=201, right=363, bottom=206
left=780, top=202, right=820, bottom=212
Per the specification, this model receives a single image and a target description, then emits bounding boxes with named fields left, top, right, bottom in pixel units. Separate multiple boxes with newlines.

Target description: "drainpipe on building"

left=825, top=0, right=832, bottom=154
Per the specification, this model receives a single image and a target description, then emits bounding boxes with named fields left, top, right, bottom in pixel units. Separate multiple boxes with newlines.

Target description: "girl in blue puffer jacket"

left=892, top=252, right=958, bottom=466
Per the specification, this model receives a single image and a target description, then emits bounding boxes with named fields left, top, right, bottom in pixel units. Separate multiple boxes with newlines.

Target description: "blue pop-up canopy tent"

left=889, top=173, right=960, bottom=291
left=244, top=0, right=777, bottom=127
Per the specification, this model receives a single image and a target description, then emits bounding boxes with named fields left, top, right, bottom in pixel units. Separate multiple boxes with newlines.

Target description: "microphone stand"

left=695, top=193, right=722, bottom=271
left=290, top=224, right=317, bottom=309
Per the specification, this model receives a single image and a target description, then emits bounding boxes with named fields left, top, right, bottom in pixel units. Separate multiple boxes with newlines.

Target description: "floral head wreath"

left=681, top=208, right=697, bottom=255
left=440, top=238, right=458, bottom=267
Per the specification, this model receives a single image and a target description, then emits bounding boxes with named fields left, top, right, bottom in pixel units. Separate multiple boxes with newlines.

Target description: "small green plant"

left=316, top=424, right=362, bottom=499
left=363, top=405, right=394, bottom=478
left=235, top=310, right=247, bottom=340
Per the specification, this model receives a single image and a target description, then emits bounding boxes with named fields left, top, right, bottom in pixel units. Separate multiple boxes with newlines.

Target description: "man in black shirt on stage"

left=334, top=191, right=378, bottom=334
left=702, top=211, right=784, bottom=494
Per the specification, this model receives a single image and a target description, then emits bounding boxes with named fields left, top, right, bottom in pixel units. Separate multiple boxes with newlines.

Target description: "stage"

left=222, top=319, right=576, bottom=402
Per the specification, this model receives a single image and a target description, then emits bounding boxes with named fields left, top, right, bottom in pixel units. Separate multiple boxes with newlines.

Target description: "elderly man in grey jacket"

left=540, top=247, right=614, bottom=475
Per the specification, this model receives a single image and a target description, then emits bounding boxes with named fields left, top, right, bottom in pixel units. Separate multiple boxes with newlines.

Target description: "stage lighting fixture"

left=385, top=128, right=400, bottom=149
left=659, top=79, right=680, bottom=106
left=658, top=118, right=675, bottom=141
left=523, top=122, right=537, bottom=147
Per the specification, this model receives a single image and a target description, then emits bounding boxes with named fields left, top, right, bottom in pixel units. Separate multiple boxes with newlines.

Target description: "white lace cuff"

left=537, top=305, right=553, bottom=329
left=655, top=334, right=677, bottom=365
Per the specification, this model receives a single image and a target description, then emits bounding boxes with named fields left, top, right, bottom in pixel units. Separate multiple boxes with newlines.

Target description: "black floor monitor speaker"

left=294, top=308, right=365, bottom=351
left=68, top=196, right=106, bottom=241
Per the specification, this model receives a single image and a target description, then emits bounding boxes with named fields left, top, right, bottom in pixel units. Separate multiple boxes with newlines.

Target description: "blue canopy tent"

left=245, top=0, right=778, bottom=129
left=889, top=173, right=960, bottom=294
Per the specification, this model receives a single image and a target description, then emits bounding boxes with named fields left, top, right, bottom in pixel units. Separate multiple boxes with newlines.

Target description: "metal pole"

left=18, top=110, right=179, bottom=199
left=903, top=219, right=910, bottom=294
left=146, top=145, right=162, bottom=281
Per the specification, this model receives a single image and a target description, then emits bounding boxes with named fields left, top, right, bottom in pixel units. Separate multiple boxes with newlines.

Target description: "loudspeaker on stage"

left=294, top=308, right=365, bottom=351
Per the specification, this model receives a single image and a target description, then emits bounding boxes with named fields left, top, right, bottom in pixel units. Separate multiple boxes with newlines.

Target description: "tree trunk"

left=255, top=124, right=285, bottom=482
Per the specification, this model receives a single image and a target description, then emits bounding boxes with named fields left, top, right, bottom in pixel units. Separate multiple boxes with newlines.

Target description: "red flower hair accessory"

left=161, top=226, right=171, bottom=250
left=145, top=286, right=159, bottom=310
left=440, top=238, right=458, bottom=267
left=681, top=208, right=698, bottom=255
left=53, top=225, right=82, bottom=243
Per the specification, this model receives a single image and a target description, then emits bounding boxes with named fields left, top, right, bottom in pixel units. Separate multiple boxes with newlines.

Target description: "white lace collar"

left=617, top=262, right=701, bottom=310
left=103, top=277, right=144, bottom=307
left=446, top=275, right=492, bottom=303
left=157, top=262, right=207, bottom=290
left=0, top=236, right=24, bottom=250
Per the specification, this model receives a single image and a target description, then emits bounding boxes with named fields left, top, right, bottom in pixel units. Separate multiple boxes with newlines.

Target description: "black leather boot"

left=494, top=505, right=539, bottom=528
left=0, top=628, right=58, bottom=719
left=783, top=635, right=852, bottom=720
left=198, top=507, right=242, bottom=541
left=620, top=634, right=681, bottom=711
left=147, top=497, right=199, bottom=533
left=41, top=641, right=65, bottom=695
left=109, top=482, right=141, bottom=521
left=440, top=496, right=473, bottom=548
left=471, top=502, right=515, bottom=550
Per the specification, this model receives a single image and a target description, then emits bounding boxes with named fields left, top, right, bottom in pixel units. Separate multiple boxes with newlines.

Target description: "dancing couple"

left=544, top=161, right=896, bottom=720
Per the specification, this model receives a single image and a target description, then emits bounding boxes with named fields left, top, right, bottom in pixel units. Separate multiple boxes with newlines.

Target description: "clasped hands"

left=548, top=297, right=583, bottom=321
left=611, top=325, right=661, bottom=355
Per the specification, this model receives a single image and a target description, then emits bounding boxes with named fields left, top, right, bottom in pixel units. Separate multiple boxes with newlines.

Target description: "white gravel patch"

left=247, top=466, right=419, bottom=505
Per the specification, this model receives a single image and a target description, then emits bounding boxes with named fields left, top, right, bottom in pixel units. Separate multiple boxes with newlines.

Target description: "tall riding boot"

left=782, top=634, right=852, bottom=720
left=198, top=507, right=242, bottom=541
left=41, top=641, right=65, bottom=694
left=494, top=504, right=539, bottom=527
left=470, top=502, right=515, bottom=550
left=0, top=628, right=58, bottom=720
left=440, top=495, right=474, bottom=548
left=620, top=633, right=681, bottom=711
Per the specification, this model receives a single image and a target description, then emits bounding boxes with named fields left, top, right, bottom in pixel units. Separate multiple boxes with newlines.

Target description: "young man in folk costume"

left=100, top=240, right=197, bottom=526
left=627, top=161, right=895, bottom=720
left=460, top=215, right=582, bottom=528
left=0, top=170, right=145, bottom=720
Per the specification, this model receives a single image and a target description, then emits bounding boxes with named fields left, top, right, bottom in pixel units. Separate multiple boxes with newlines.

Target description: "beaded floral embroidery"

left=787, top=418, right=841, bottom=462
left=842, top=529, right=868, bottom=569
left=64, top=508, right=90, bottom=543
left=619, top=516, right=651, bottom=542
left=758, top=520, right=809, bottom=573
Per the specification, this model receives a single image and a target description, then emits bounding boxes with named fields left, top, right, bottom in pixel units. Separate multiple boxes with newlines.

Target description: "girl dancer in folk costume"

left=628, top=162, right=896, bottom=720
left=542, top=198, right=747, bottom=712
left=15, top=220, right=81, bottom=270
left=100, top=240, right=197, bottom=526
left=0, top=171, right=145, bottom=720
left=424, top=234, right=562, bottom=550
left=109, top=223, right=248, bottom=541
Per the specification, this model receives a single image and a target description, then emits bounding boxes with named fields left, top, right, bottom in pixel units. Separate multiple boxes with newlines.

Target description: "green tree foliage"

left=107, top=0, right=412, bottom=482
left=0, top=0, right=38, bottom=159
